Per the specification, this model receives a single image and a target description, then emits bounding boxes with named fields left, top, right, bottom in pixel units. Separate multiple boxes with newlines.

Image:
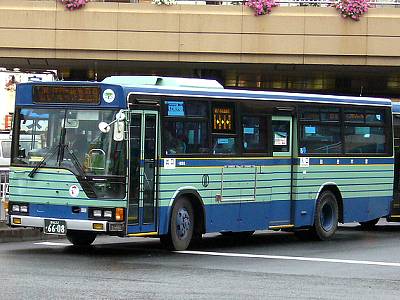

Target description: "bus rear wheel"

left=66, top=230, right=97, bottom=246
left=312, top=190, right=339, bottom=240
left=161, top=197, right=194, bottom=251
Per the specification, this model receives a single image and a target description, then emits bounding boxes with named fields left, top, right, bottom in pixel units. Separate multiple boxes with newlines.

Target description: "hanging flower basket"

left=60, top=0, right=89, bottom=11
left=332, top=0, right=370, bottom=21
left=246, top=0, right=278, bottom=17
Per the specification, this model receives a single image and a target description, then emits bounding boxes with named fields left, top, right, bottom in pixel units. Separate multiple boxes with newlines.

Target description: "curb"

left=0, top=222, right=62, bottom=243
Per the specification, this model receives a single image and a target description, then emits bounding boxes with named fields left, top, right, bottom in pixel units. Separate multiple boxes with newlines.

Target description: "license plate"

left=44, top=219, right=67, bottom=235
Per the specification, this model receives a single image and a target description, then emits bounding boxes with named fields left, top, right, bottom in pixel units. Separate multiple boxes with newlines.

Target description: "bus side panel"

left=293, top=158, right=393, bottom=226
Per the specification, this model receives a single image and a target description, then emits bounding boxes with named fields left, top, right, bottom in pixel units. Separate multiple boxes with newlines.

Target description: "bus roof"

left=102, top=76, right=224, bottom=89
left=392, top=101, right=400, bottom=114
left=15, top=76, right=392, bottom=108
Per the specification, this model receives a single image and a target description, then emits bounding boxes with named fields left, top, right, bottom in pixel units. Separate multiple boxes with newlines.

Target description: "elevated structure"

left=1, top=1, right=400, bottom=95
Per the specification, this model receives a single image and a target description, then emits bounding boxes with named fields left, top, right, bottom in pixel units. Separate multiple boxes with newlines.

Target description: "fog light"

left=20, top=205, right=28, bottom=213
left=13, top=217, right=21, bottom=225
left=103, top=210, right=112, bottom=218
left=93, top=223, right=104, bottom=230
left=115, top=208, right=124, bottom=221
left=12, top=205, right=20, bottom=212
left=93, top=209, right=102, bottom=217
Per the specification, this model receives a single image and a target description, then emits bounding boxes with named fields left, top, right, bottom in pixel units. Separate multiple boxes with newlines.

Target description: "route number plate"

left=44, top=219, right=67, bottom=235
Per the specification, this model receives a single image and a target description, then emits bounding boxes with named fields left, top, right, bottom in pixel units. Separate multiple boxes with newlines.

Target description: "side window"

left=299, top=107, right=342, bottom=155
left=1, top=141, right=11, bottom=158
left=344, top=110, right=386, bottom=154
left=163, top=100, right=209, bottom=155
left=272, top=120, right=290, bottom=153
left=211, top=102, right=237, bottom=155
left=242, top=116, right=267, bottom=153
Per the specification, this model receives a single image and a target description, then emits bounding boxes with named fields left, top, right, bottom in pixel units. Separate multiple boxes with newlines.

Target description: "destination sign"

left=32, top=85, right=101, bottom=104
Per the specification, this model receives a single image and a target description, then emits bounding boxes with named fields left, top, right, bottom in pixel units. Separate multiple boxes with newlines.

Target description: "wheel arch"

left=315, top=182, right=344, bottom=223
left=166, top=187, right=206, bottom=235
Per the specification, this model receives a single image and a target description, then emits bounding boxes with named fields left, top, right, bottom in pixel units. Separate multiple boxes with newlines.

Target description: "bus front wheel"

left=312, top=190, right=339, bottom=240
left=66, top=230, right=97, bottom=246
left=161, top=197, right=194, bottom=251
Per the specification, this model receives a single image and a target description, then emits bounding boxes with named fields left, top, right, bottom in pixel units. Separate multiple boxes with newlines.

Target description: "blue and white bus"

left=7, top=76, right=394, bottom=250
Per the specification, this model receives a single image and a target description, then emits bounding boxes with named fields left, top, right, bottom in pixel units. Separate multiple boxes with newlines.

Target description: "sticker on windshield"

left=69, top=185, right=80, bottom=198
left=103, top=89, right=115, bottom=103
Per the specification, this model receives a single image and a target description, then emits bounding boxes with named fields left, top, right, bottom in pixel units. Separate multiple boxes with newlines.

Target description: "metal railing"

left=0, top=168, right=9, bottom=222
left=89, top=0, right=400, bottom=6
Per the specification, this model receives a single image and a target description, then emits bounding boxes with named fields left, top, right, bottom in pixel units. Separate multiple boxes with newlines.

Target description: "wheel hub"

left=176, top=207, right=190, bottom=240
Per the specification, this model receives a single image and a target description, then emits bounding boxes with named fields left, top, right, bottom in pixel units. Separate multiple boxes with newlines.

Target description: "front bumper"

left=8, top=215, right=108, bottom=233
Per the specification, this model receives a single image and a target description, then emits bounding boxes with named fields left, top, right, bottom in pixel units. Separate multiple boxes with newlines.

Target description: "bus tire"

left=66, top=230, right=97, bottom=246
left=312, top=190, right=339, bottom=241
left=359, top=218, right=379, bottom=230
left=161, top=197, right=194, bottom=251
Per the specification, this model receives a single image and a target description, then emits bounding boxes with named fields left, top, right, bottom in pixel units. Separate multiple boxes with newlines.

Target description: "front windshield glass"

left=61, top=110, right=126, bottom=177
left=12, top=108, right=64, bottom=167
left=12, top=108, right=127, bottom=199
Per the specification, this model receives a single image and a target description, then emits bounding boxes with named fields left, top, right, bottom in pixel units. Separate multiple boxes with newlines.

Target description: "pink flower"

left=246, top=0, right=278, bottom=16
left=332, top=0, right=369, bottom=21
left=60, top=0, right=88, bottom=11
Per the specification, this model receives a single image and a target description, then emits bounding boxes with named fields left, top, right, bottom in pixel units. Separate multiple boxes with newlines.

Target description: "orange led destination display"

left=33, top=85, right=101, bottom=104
left=213, top=106, right=234, bottom=132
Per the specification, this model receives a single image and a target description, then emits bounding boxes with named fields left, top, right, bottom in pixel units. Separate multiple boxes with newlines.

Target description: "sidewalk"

left=0, top=220, right=55, bottom=243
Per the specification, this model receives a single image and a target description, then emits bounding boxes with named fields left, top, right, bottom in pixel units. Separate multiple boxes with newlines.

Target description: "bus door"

left=127, top=110, right=159, bottom=234
left=269, top=116, right=293, bottom=226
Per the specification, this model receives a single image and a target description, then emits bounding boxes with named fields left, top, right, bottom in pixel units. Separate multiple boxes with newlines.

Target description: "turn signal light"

left=115, top=208, right=124, bottom=221
left=13, top=217, right=21, bottom=225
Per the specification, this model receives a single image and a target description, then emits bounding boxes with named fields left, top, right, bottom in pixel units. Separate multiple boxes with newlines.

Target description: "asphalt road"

left=1, top=221, right=400, bottom=300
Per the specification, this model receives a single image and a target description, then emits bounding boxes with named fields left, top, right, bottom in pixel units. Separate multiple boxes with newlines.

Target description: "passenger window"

left=299, top=125, right=342, bottom=154
left=163, top=100, right=209, bottom=155
left=344, top=109, right=387, bottom=154
left=212, top=137, right=237, bottom=155
left=242, top=116, right=267, bottom=153
left=163, top=120, right=209, bottom=155
left=344, top=126, right=385, bottom=154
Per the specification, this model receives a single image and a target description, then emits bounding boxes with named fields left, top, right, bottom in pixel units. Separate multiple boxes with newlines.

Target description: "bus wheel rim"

left=176, top=208, right=190, bottom=240
left=320, top=202, right=333, bottom=232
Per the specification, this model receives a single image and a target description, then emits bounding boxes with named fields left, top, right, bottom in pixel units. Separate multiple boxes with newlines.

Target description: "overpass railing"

left=89, top=0, right=400, bottom=7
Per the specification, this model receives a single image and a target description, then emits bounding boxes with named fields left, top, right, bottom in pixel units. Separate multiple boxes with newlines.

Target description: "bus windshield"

left=12, top=108, right=126, bottom=179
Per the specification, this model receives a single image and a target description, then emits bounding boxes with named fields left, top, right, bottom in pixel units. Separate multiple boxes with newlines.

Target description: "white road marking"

left=34, top=242, right=71, bottom=246
left=176, top=250, right=400, bottom=268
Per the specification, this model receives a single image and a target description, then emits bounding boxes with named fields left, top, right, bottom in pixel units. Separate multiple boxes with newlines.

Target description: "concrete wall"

left=0, top=1, right=400, bottom=68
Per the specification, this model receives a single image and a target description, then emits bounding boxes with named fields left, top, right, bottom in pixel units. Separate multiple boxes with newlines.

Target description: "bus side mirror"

left=18, top=148, right=26, bottom=158
left=113, top=119, right=124, bottom=142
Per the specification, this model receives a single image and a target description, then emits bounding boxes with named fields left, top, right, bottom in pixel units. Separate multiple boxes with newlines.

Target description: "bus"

left=6, top=76, right=394, bottom=250
left=390, top=102, right=400, bottom=223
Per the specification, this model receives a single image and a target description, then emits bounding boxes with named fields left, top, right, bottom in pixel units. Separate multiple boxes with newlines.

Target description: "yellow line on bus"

left=128, top=232, right=158, bottom=237
left=269, top=224, right=295, bottom=229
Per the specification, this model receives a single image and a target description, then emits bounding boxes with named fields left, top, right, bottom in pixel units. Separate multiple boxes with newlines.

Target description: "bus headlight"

left=12, top=204, right=20, bottom=212
left=93, top=209, right=102, bottom=218
left=103, top=210, right=112, bottom=218
left=20, top=205, right=28, bottom=213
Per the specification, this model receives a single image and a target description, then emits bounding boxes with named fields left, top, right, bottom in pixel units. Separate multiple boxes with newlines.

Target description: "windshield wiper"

left=28, top=145, right=61, bottom=178
left=63, top=145, right=98, bottom=198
